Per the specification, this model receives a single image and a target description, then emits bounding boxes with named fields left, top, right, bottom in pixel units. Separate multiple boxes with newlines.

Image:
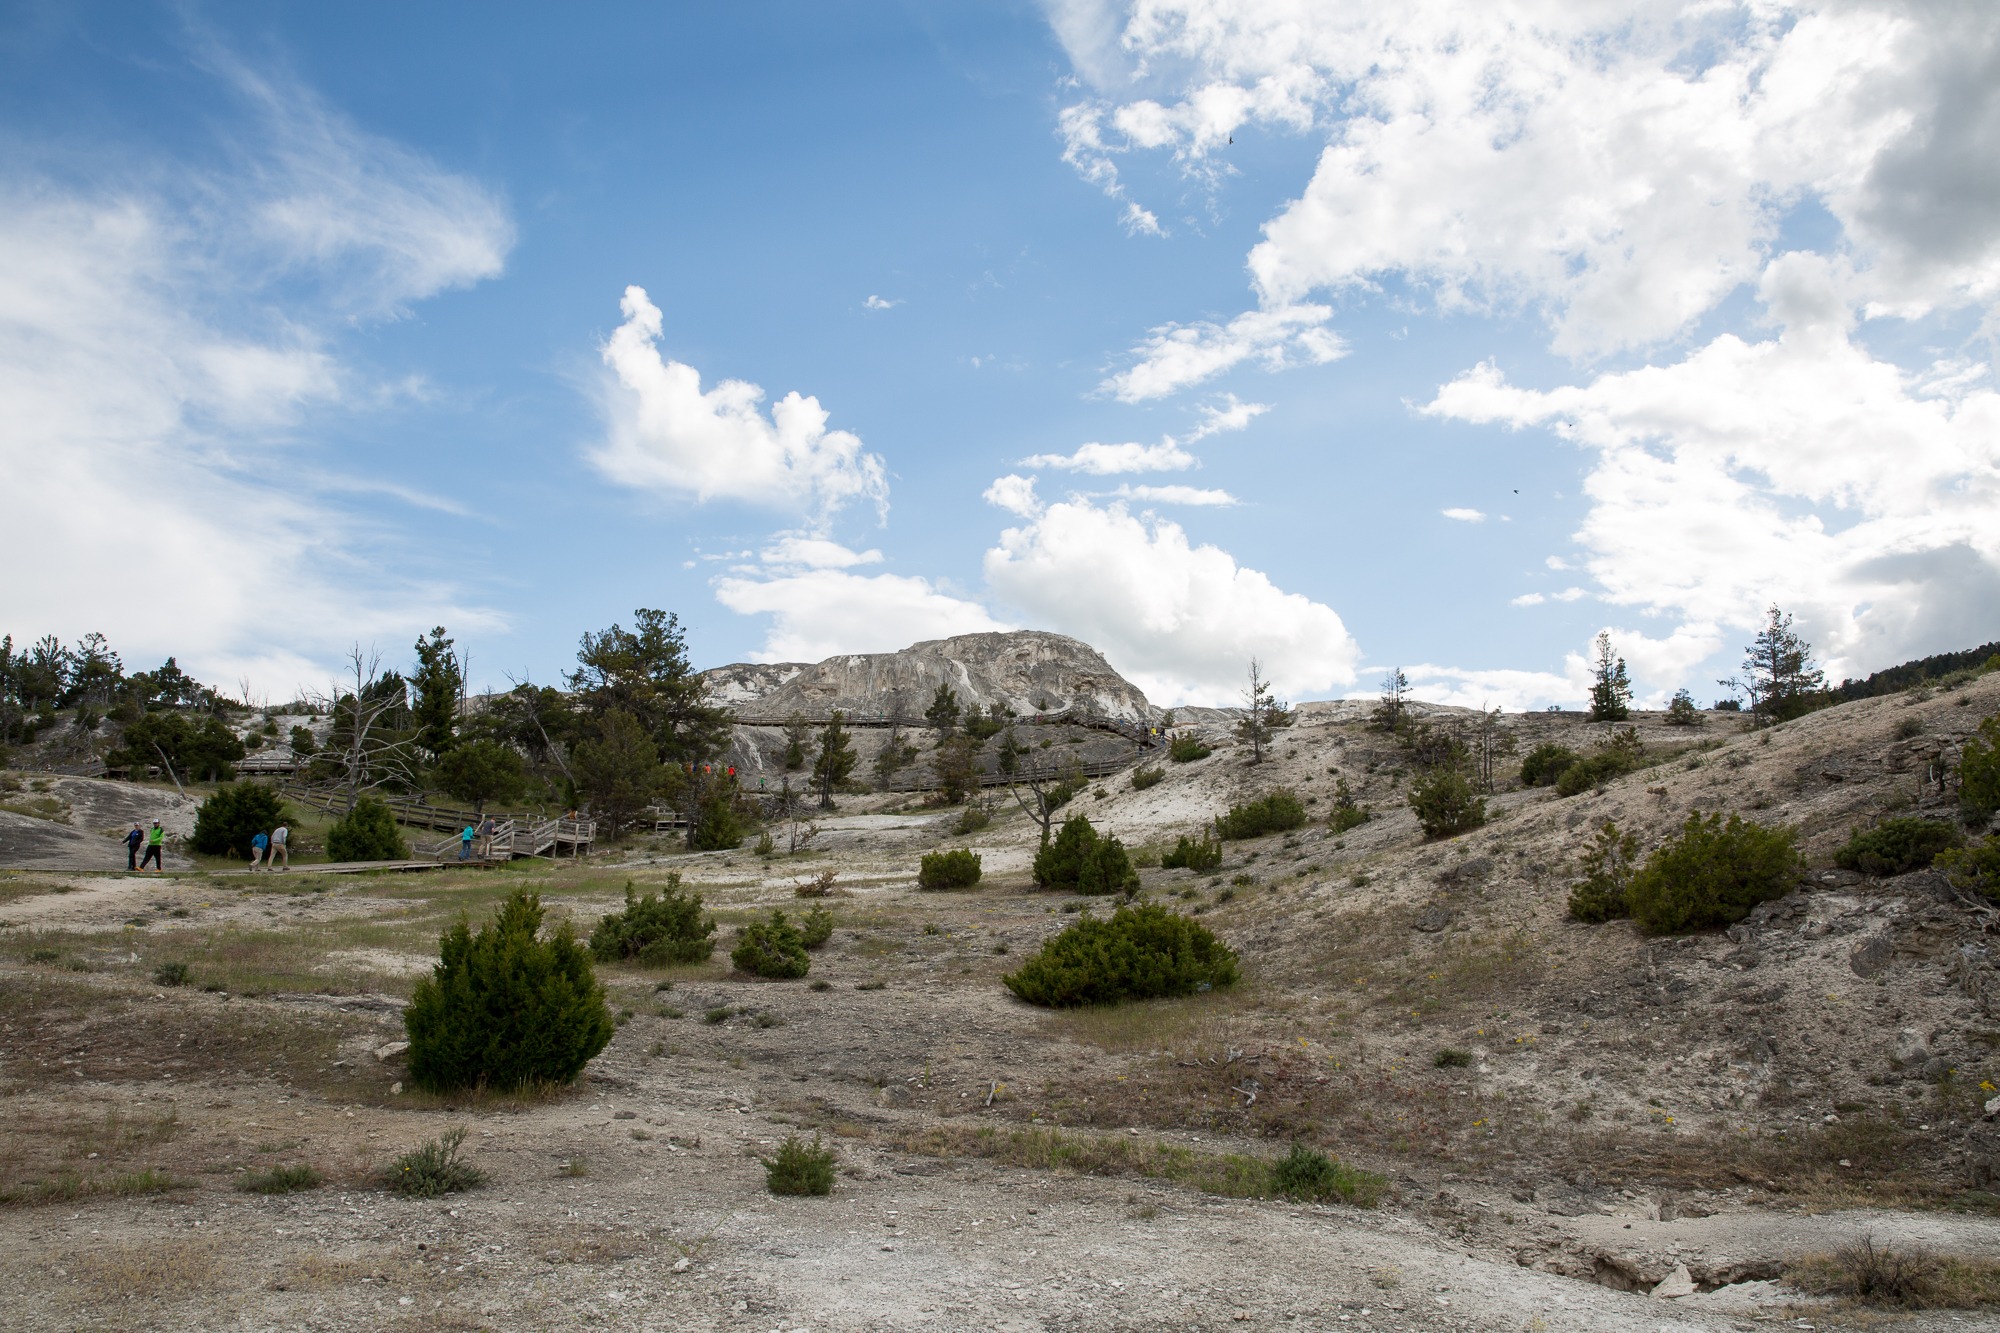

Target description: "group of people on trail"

left=122, top=820, right=288, bottom=872
left=124, top=820, right=165, bottom=872
left=246, top=823, right=289, bottom=870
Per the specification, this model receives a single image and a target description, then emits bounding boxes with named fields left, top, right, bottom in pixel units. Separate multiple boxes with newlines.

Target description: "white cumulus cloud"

left=1441, top=507, right=1484, bottom=523
left=1021, top=438, right=1198, bottom=474
left=1113, top=484, right=1238, bottom=506
left=0, top=64, right=512, bottom=697
left=1187, top=393, right=1270, bottom=441
left=983, top=474, right=1045, bottom=518
left=1101, top=303, right=1345, bottom=402
left=863, top=294, right=900, bottom=310
left=595, top=286, right=889, bottom=522
left=1054, top=2, right=2000, bottom=360
left=983, top=496, right=1359, bottom=704
left=714, top=564, right=1008, bottom=663
left=1425, top=252, right=2000, bottom=676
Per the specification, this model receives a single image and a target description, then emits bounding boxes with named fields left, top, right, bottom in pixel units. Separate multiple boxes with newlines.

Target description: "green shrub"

left=404, top=891, right=614, bottom=1092
left=1935, top=835, right=2000, bottom=902
left=799, top=904, right=834, bottom=949
left=326, top=797, right=409, bottom=861
left=1960, top=715, right=2000, bottom=823
left=1625, top=811, right=1803, bottom=934
left=238, top=1163, right=321, bottom=1194
left=1268, top=1145, right=1385, bottom=1206
left=1003, top=902, right=1238, bottom=1007
left=588, top=876, right=715, bottom=965
left=1033, top=814, right=1142, bottom=896
left=763, top=1133, right=836, bottom=1196
left=1665, top=688, right=1702, bottom=726
left=189, top=782, right=286, bottom=859
left=152, top=961, right=190, bottom=987
left=1169, top=735, right=1212, bottom=763
left=953, top=803, right=990, bottom=835
left=1566, top=821, right=1640, bottom=923
left=1131, top=765, right=1165, bottom=791
left=919, top=848, right=983, bottom=890
left=1834, top=818, right=1963, bottom=877
left=1433, top=1048, right=1472, bottom=1068
left=688, top=788, right=747, bottom=851
left=1160, top=829, right=1223, bottom=872
left=1214, top=790, right=1307, bottom=840
left=1519, top=743, right=1581, bottom=787
left=731, top=910, right=810, bottom=979
left=383, top=1127, right=486, bottom=1198
left=1327, top=777, right=1370, bottom=833
left=1407, top=768, right=1485, bottom=838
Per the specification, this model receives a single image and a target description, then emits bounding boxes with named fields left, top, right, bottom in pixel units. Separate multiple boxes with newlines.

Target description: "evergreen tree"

left=1234, top=658, right=1292, bottom=763
left=435, top=739, right=527, bottom=817
left=781, top=714, right=812, bottom=771
left=1587, top=632, right=1633, bottom=723
left=410, top=626, right=463, bottom=761
left=572, top=709, right=663, bottom=838
left=1372, top=667, right=1410, bottom=732
left=567, top=609, right=732, bottom=764
left=1724, top=605, right=1827, bottom=724
left=812, top=711, right=857, bottom=810
left=924, top=684, right=961, bottom=738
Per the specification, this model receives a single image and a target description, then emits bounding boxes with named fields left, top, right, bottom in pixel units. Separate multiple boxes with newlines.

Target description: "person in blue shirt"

left=460, top=823, right=475, bottom=860
left=125, top=823, right=144, bottom=871
left=249, top=829, right=269, bottom=871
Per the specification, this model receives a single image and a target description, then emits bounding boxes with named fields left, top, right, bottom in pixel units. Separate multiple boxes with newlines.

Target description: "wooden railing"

left=279, top=782, right=595, bottom=859
left=729, top=703, right=1164, bottom=749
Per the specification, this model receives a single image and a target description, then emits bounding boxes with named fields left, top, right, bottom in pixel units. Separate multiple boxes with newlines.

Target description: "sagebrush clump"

left=588, top=876, right=716, bottom=965
left=1268, top=1145, right=1385, bottom=1206
left=1834, top=818, right=1962, bottom=877
left=1130, top=765, right=1165, bottom=791
left=1214, top=790, right=1307, bottom=840
left=383, top=1127, right=487, bottom=1198
left=404, top=891, right=614, bottom=1092
left=1519, top=743, right=1581, bottom=787
left=918, top=848, right=983, bottom=890
left=1625, top=811, right=1802, bottom=933
left=1003, top=902, right=1238, bottom=1007
left=731, top=909, right=810, bottom=979
left=1169, top=735, right=1212, bottom=763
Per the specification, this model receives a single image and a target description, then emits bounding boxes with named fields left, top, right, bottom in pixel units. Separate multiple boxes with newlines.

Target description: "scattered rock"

left=373, top=1040, right=411, bottom=1061
left=1413, top=905, right=1454, bottom=933
left=1893, top=1028, right=1931, bottom=1067
left=1848, top=932, right=1892, bottom=978
left=1651, top=1263, right=1696, bottom=1299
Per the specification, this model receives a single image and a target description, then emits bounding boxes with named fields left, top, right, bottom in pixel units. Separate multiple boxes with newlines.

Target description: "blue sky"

left=4, top=2, right=1996, bottom=708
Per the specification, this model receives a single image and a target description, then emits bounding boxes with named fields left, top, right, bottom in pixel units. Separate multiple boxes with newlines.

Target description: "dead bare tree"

left=308, top=646, right=421, bottom=813
left=1003, top=737, right=1086, bottom=849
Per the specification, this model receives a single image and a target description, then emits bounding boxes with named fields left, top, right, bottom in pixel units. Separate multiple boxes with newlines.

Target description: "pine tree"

left=572, top=709, right=663, bottom=838
left=411, top=626, right=463, bottom=761
left=924, top=684, right=961, bottom=738
left=1372, top=667, right=1410, bottom=732
left=1587, top=632, right=1633, bottom=722
left=812, top=711, right=857, bottom=809
left=567, top=609, right=732, bottom=765
left=1724, top=605, right=1827, bottom=724
left=1234, top=658, right=1292, bottom=763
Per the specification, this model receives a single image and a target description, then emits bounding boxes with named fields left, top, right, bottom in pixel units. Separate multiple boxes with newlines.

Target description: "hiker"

left=249, top=829, right=269, bottom=870
left=141, top=819, right=165, bottom=872
left=459, top=822, right=475, bottom=861
left=268, top=822, right=289, bottom=869
left=125, top=823, right=144, bottom=871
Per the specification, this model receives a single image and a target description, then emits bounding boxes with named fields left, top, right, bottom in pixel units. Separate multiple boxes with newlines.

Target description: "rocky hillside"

left=701, top=630, right=1156, bottom=721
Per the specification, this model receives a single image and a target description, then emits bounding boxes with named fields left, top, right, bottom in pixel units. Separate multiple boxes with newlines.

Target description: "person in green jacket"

left=141, top=819, right=165, bottom=872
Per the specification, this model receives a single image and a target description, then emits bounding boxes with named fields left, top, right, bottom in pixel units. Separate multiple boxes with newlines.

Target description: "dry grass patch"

left=1788, top=1237, right=2000, bottom=1309
left=1044, top=984, right=1253, bottom=1053
left=68, top=1237, right=222, bottom=1301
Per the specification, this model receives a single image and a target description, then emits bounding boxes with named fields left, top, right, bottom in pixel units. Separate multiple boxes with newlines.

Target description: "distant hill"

left=1835, top=640, right=2000, bottom=701
left=700, top=631, right=1156, bottom=721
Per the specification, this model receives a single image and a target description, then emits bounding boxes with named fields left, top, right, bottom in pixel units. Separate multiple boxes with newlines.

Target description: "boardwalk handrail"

left=729, top=704, right=1163, bottom=748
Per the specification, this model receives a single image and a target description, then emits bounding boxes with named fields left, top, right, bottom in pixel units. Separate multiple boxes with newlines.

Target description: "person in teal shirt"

left=459, top=823, right=475, bottom=860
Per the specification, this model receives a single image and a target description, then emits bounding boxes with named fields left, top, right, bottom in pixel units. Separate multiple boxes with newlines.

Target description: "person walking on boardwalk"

left=459, top=822, right=475, bottom=861
left=125, top=823, right=144, bottom=871
left=141, top=819, right=165, bottom=872
left=268, top=822, right=289, bottom=869
left=249, top=829, right=269, bottom=871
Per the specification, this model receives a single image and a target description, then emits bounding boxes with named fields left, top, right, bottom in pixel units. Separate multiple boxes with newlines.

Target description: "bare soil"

left=3, top=677, right=1999, bottom=1330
